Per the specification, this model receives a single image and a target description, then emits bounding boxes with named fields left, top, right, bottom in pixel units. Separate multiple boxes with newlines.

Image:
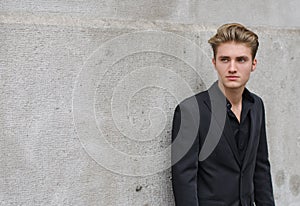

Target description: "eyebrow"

left=218, top=56, right=249, bottom=59
left=218, top=56, right=230, bottom=59
left=236, top=56, right=250, bottom=60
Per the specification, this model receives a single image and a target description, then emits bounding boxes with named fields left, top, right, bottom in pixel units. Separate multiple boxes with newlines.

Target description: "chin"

left=223, top=81, right=245, bottom=90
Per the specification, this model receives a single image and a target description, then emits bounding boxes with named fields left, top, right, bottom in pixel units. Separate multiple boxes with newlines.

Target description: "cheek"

left=242, top=69, right=252, bottom=78
left=217, top=69, right=226, bottom=77
left=215, top=64, right=227, bottom=74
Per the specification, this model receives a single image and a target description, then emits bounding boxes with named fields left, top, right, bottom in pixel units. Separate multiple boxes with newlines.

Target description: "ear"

left=212, top=58, right=216, bottom=68
left=251, top=59, right=257, bottom=72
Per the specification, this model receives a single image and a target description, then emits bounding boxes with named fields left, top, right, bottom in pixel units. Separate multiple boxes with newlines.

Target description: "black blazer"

left=171, top=82, right=275, bottom=206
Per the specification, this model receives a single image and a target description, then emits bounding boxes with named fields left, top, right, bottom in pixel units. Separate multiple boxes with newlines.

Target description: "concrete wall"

left=0, top=1, right=299, bottom=205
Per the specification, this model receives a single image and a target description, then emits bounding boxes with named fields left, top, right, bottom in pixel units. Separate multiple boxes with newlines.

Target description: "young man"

left=171, top=23, right=275, bottom=206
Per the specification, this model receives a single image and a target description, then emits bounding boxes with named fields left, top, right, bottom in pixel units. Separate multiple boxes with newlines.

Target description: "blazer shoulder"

left=248, top=90, right=264, bottom=106
left=173, top=90, right=209, bottom=114
left=178, top=90, right=209, bottom=106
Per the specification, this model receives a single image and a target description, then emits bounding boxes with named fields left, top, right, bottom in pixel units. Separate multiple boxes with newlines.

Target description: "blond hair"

left=208, top=23, right=259, bottom=59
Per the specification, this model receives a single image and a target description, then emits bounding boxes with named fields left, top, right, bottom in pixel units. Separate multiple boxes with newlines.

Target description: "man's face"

left=212, top=42, right=257, bottom=91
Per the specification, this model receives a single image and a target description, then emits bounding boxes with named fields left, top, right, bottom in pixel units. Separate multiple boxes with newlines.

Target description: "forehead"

left=216, top=42, right=252, bottom=57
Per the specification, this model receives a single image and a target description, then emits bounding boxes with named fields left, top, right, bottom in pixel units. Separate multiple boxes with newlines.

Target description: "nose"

left=228, top=60, right=237, bottom=73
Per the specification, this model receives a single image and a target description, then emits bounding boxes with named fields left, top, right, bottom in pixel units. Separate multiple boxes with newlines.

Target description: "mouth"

left=226, top=76, right=239, bottom=80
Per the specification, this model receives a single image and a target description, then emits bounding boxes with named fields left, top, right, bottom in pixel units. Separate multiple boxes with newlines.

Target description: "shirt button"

left=239, top=143, right=244, bottom=149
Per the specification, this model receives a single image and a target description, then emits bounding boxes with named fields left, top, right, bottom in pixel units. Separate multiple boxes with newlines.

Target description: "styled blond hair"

left=208, top=23, right=259, bottom=60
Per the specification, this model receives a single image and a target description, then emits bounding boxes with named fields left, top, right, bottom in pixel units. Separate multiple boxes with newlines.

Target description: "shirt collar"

left=226, top=88, right=254, bottom=110
left=242, top=88, right=254, bottom=103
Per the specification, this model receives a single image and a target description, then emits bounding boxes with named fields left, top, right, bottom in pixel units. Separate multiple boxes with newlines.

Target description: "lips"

left=226, top=76, right=239, bottom=80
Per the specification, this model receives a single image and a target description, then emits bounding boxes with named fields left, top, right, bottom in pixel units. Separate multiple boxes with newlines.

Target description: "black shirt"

left=226, top=89, right=254, bottom=163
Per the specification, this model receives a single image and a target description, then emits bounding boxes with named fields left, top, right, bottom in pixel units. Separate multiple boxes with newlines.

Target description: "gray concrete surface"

left=0, top=1, right=299, bottom=205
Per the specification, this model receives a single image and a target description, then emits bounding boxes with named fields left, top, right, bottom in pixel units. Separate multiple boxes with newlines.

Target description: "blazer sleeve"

left=254, top=99, right=275, bottom=206
left=171, top=103, right=199, bottom=206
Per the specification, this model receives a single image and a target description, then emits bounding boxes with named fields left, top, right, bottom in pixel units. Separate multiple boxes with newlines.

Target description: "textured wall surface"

left=0, top=1, right=299, bottom=206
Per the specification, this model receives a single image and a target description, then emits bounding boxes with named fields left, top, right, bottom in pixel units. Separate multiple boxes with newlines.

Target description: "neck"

left=218, top=81, right=244, bottom=106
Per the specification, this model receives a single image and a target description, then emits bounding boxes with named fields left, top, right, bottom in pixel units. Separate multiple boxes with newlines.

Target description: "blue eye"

left=237, top=57, right=248, bottom=62
left=221, top=58, right=229, bottom=62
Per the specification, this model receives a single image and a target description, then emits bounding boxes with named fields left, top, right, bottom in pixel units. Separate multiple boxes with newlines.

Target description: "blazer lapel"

left=223, top=116, right=242, bottom=166
left=203, top=82, right=241, bottom=166
left=242, top=102, right=262, bottom=170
